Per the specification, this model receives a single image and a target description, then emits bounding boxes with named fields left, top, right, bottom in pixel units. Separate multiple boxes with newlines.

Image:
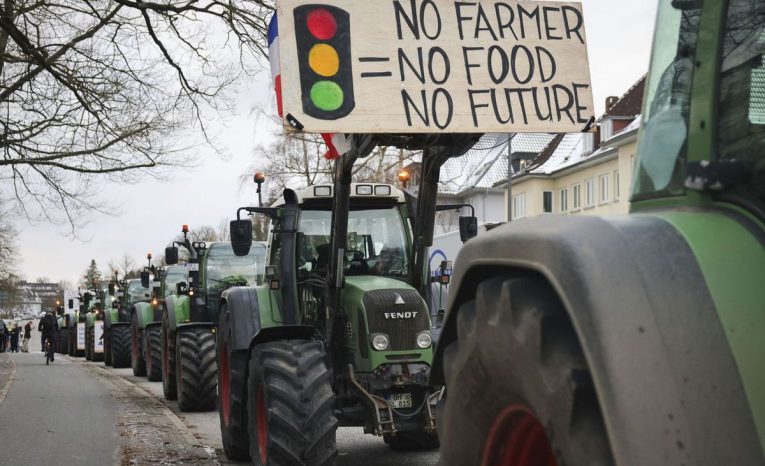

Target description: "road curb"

left=0, top=353, right=17, bottom=405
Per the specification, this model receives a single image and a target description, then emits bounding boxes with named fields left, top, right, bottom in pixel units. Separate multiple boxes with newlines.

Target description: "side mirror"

left=108, top=283, right=115, bottom=295
left=176, top=281, right=188, bottom=295
left=68, top=298, right=74, bottom=309
left=459, top=216, right=478, bottom=242
left=165, top=246, right=179, bottom=265
left=140, top=271, right=150, bottom=288
left=230, top=219, right=253, bottom=257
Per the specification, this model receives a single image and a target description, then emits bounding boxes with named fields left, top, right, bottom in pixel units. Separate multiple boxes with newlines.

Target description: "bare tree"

left=108, top=252, right=137, bottom=279
left=0, top=207, right=17, bottom=280
left=0, top=0, right=274, bottom=231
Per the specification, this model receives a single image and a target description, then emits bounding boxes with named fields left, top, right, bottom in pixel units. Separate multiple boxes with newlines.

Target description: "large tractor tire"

left=85, top=326, right=92, bottom=361
left=161, top=310, right=177, bottom=400
left=247, top=340, right=337, bottom=466
left=217, top=308, right=249, bottom=460
left=131, top=314, right=147, bottom=377
left=110, top=325, right=132, bottom=369
left=104, top=328, right=113, bottom=366
left=68, top=328, right=76, bottom=356
left=438, top=276, right=613, bottom=466
left=57, top=329, right=69, bottom=355
left=175, top=327, right=217, bottom=412
left=146, top=326, right=162, bottom=382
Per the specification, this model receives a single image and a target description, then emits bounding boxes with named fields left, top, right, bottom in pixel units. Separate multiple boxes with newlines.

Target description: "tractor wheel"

left=385, top=431, right=439, bottom=451
left=175, top=327, right=217, bottom=412
left=68, top=328, right=76, bottom=356
left=85, top=327, right=92, bottom=361
left=104, top=328, right=113, bottom=366
left=217, top=308, right=249, bottom=460
left=131, top=314, right=147, bottom=377
left=58, top=329, right=69, bottom=355
left=161, top=310, right=177, bottom=400
left=438, top=276, right=613, bottom=466
left=146, top=326, right=162, bottom=382
left=247, top=340, right=337, bottom=466
left=110, top=325, right=132, bottom=369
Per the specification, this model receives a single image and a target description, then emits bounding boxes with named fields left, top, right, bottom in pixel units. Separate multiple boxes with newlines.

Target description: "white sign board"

left=276, top=0, right=594, bottom=133
left=77, top=324, right=86, bottom=351
left=94, top=321, right=105, bottom=354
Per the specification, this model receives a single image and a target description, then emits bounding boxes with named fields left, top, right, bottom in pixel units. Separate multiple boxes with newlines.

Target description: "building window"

left=614, top=170, right=620, bottom=201
left=572, top=184, right=581, bottom=210
left=585, top=178, right=595, bottom=207
left=543, top=191, right=553, bottom=213
left=512, top=193, right=526, bottom=219
left=599, top=174, right=610, bottom=204
left=559, top=189, right=568, bottom=213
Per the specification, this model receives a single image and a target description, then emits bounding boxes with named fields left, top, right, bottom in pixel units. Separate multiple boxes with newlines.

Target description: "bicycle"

left=45, top=337, right=54, bottom=365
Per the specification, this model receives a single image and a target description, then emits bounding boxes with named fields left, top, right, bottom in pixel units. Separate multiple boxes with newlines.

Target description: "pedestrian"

left=22, top=321, right=32, bottom=353
left=9, top=324, right=20, bottom=353
left=0, top=320, right=5, bottom=353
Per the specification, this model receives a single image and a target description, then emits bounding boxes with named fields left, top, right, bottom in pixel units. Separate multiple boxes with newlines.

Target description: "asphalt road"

left=0, top=351, right=119, bottom=465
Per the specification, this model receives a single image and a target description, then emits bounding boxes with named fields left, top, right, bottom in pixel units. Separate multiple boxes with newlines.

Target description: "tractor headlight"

left=416, top=331, right=432, bottom=349
left=371, top=334, right=389, bottom=351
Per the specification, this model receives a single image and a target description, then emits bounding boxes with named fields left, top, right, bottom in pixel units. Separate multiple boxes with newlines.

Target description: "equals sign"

left=359, top=57, right=391, bottom=78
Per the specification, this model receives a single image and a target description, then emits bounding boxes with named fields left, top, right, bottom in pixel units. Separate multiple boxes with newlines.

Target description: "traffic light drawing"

left=294, top=4, right=355, bottom=120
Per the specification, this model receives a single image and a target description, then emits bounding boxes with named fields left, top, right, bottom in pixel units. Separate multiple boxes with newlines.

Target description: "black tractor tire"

left=247, top=340, right=338, bottom=466
left=217, top=308, right=249, bottom=460
left=85, top=326, right=92, bottom=361
left=438, top=276, right=613, bottom=466
left=146, top=326, right=162, bottom=382
left=175, top=327, right=217, bottom=412
left=57, top=329, right=69, bottom=355
left=131, top=313, right=147, bottom=377
left=68, top=328, right=76, bottom=356
left=385, top=431, right=439, bottom=451
left=104, top=328, right=113, bottom=366
left=110, top=325, right=132, bottom=369
left=161, top=310, right=177, bottom=400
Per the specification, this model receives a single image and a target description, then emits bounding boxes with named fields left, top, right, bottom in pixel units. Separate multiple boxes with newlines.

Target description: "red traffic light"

left=306, top=8, right=337, bottom=40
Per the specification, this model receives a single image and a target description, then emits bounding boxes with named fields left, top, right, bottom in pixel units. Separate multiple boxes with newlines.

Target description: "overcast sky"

left=14, top=0, right=659, bottom=287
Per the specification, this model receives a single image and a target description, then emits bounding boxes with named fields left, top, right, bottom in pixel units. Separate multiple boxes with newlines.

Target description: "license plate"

left=387, top=393, right=412, bottom=409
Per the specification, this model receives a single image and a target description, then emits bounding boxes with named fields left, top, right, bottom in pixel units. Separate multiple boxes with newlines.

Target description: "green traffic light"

left=310, top=81, right=344, bottom=111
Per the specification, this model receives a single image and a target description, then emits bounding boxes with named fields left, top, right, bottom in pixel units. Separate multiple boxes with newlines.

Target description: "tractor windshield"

left=205, top=245, right=263, bottom=296
left=126, top=280, right=149, bottom=306
left=163, top=267, right=188, bottom=297
left=633, top=1, right=702, bottom=200
left=717, top=0, right=765, bottom=212
left=298, top=207, right=410, bottom=277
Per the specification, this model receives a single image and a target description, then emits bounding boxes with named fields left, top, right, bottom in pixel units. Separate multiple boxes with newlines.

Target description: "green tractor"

left=161, top=226, right=265, bottom=412
left=432, top=1, right=765, bottom=464
left=132, top=261, right=189, bottom=382
left=104, top=276, right=148, bottom=368
left=217, top=164, right=479, bottom=461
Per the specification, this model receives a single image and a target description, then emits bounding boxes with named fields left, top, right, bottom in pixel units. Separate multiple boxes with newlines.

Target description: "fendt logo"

left=384, top=311, right=418, bottom=319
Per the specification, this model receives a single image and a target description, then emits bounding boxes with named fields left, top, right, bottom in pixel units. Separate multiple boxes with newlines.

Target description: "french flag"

left=268, top=15, right=349, bottom=160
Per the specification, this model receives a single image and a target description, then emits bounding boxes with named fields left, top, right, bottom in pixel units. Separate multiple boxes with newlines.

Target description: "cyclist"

left=38, top=310, right=58, bottom=362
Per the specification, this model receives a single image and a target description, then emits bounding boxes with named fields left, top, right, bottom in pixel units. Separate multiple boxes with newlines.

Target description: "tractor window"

left=298, top=207, right=410, bottom=277
left=717, top=0, right=765, bottom=212
left=163, top=268, right=188, bottom=297
left=205, top=246, right=261, bottom=298
left=126, top=280, right=149, bottom=306
left=633, top=1, right=702, bottom=200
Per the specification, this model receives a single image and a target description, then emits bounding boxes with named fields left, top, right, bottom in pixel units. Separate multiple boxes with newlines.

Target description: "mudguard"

left=132, top=302, right=154, bottom=329
left=431, top=214, right=762, bottom=465
left=164, top=295, right=190, bottom=333
left=222, top=286, right=313, bottom=351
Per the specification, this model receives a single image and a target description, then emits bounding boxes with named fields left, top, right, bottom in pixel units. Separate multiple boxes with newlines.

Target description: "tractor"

left=217, top=158, right=479, bottom=462
left=161, top=225, right=266, bottom=411
left=104, top=276, right=148, bottom=368
left=432, top=1, right=765, bottom=465
left=132, top=261, right=189, bottom=382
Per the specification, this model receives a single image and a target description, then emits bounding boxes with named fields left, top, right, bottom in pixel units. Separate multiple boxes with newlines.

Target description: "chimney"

left=605, top=96, right=619, bottom=112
